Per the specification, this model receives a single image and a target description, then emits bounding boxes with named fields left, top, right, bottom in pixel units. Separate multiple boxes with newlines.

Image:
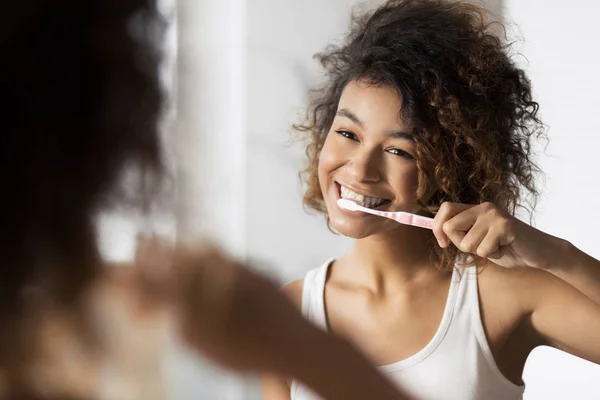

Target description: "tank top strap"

left=301, top=258, right=333, bottom=330
left=450, top=265, right=476, bottom=317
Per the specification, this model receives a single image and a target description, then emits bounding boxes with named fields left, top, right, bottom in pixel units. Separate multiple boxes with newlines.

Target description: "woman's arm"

left=433, top=202, right=600, bottom=305
left=261, top=375, right=291, bottom=400
left=542, top=239, right=600, bottom=305
left=144, top=242, right=412, bottom=400
left=433, top=202, right=600, bottom=365
left=261, top=281, right=298, bottom=400
left=512, top=267, right=600, bottom=365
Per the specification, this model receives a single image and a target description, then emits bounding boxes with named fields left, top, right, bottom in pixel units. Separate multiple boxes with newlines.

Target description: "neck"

left=341, top=226, right=443, bottom=294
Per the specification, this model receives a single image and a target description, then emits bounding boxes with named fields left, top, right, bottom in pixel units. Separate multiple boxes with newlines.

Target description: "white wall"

left=504, top=0, right=600, bottom=399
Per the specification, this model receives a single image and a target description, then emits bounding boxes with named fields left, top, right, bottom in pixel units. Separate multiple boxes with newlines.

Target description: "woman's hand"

left=432, top=202, right=565, bottom=270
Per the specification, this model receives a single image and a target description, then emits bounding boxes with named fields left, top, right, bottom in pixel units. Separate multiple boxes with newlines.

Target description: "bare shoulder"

left=281, top=279, right=304, bottom=311
left=478, top=262, right=562, bottom=312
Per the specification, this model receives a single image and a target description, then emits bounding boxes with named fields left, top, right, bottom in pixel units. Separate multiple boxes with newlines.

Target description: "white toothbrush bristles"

left=337, top=198, right=361, bottom=211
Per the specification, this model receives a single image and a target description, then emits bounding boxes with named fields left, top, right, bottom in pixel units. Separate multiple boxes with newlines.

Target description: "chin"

left=329, top=214, right=378, bottom=239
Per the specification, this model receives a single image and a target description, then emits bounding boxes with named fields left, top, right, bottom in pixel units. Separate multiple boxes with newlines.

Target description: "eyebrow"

left=336, top=108, right=414, bottom=141
left=336, top=108, right=364, bottom=127
left=388, top=131, right=414, bottom=142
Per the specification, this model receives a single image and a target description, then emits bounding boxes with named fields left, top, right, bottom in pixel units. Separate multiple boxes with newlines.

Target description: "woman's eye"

left=387, top=148, right=414, bottom=159
left=335, top=130, right=358, bottom=141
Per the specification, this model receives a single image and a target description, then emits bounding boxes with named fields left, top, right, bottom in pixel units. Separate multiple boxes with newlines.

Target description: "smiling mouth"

left=336, top=183, right=391, bottom=209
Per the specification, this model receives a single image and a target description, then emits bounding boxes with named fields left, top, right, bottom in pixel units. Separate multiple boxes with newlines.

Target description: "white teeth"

left=340, top=185, right=386, bottom=209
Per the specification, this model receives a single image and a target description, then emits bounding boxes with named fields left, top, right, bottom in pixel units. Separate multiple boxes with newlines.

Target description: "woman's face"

left=318, top=80, right=435, bottom=239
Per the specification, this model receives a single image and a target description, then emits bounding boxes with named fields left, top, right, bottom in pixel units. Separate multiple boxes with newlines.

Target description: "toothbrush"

left=337, top=198, right=434, bottom=230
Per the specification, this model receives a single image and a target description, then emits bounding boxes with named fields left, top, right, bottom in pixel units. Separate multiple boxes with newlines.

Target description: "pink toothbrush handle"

left=403, top=214, right=434, bottom=230
left=371, top=210, right=433, bottom=229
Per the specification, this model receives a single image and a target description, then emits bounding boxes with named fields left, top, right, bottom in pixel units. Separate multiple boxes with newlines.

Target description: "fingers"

left=466, top=224, right=507, bottom=258
left=433, top=202, right=474, bottom=247
left=434, top=202, right=512, bottom=260
left=456, top=220, right=489, bottom=255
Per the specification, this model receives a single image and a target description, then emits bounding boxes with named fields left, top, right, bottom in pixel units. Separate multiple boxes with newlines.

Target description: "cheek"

left=390, top=165, right=420, bottom=199
left=317, top=135, right=340, bottom=181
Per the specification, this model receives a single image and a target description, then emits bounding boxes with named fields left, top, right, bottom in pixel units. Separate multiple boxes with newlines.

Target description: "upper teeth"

left=340, top=186, right=386, bottom=209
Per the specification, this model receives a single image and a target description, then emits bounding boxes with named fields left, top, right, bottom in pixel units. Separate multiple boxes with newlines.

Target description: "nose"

left=348, top=147, right=381, bottom=183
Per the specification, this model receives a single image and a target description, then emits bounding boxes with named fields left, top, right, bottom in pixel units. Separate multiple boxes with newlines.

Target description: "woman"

left=262, top=1, right=600, bottom=399
left=0, top=0, right=415, bottom=399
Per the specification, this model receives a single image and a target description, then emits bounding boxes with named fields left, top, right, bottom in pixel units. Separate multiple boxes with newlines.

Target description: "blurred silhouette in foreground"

left=0, top=1, right=412, bottom=399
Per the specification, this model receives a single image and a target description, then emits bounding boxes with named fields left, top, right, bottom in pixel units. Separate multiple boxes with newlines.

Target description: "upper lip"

left=336, top=182, right=391, bottom=200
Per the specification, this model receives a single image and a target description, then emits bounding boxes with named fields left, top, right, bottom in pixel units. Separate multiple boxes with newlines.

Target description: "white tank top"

left=290, top=259, right=525, bottom=400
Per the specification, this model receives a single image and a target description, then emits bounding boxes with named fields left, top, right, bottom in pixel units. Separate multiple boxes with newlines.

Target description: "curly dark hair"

left=0, top=0, right=165, bottom=392
left=296, top=0, right=545, bottom=270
